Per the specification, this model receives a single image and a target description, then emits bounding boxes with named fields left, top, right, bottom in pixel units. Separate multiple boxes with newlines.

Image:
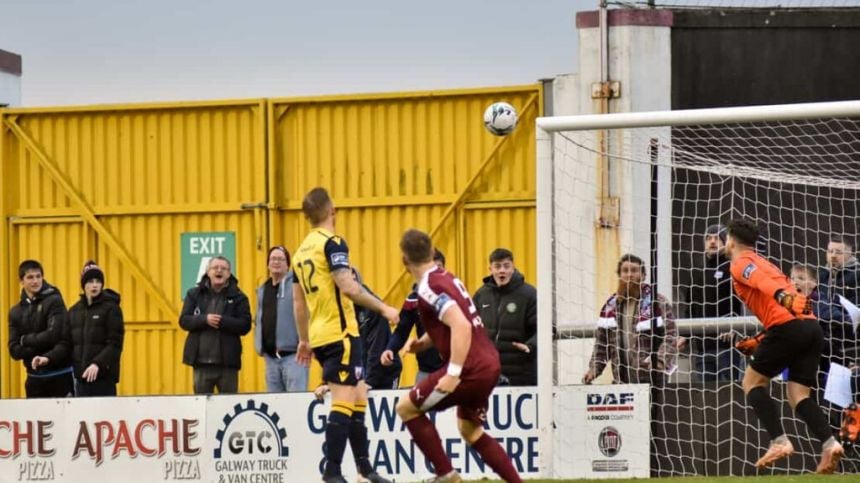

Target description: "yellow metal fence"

left=0, top=85, right=541, bottom=398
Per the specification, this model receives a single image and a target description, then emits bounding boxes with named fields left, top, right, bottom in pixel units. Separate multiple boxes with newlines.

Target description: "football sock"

left=405, top=416, right=453, bottom=476
left=795, top=397, right=835, bottom=445
left=471, top=432, right=523, bottom=483
left=349, top=401, right=374, bottom=476
left=324, top=402, right=353, bottom=477
left=747, top=386, right=784, bottom=440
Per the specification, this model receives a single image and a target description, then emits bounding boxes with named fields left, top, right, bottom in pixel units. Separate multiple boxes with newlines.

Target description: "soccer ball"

left=483, top=102, right=518, bottom=136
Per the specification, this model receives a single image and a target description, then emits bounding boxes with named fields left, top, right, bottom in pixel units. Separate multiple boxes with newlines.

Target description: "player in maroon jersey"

left=394, top=229, right=522, bottom=483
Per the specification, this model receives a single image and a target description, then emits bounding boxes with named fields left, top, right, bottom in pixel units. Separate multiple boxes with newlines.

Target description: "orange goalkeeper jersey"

left=730, top=250, right=815, bottom=330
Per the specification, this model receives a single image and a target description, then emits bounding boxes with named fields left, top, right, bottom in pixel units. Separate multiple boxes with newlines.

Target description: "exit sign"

left=180, top=232, right=236, bottom=298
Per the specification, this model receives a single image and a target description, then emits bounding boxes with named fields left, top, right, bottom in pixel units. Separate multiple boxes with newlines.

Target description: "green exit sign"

left=180, top=232, right=236, bottom=297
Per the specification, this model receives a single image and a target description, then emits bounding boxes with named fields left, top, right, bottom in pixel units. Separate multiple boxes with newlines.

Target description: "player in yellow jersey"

left=292, top=187, right=399, bottom=483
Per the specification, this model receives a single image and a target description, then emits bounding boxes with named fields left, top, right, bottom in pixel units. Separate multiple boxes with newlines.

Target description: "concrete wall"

left=550, top=10, right=673, bottom=385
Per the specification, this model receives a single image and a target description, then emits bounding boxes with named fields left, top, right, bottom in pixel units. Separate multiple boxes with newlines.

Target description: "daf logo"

left=587, top=393, right=634, bottom=405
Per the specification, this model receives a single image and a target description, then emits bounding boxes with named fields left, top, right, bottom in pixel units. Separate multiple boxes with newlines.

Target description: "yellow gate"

left=268, top=86, right=541, bottom=385
left=0, top=100, right=271, bottom=397
left=0, top=85, right=541, bottom=398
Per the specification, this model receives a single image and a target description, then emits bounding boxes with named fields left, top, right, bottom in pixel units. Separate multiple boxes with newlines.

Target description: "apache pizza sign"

left=0, top=388, right=550, bottom=482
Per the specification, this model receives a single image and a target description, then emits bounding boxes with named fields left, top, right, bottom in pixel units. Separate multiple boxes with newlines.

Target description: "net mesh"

left=547, top=114, right=860, bottom=475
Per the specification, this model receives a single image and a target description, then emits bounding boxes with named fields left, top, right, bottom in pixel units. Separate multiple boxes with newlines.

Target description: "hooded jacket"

left=64, top=289, right=124, bottom=383
left=687, top=251, right=740, bottom=318
left=817, top=257, right=860, bottom=363
left=8, top=281, right=70, bottom=374
left=473, top=270, right=537, bottom=386
left=388, top=290, right=444, bottom=374
left=254, top=271, right=299, bottom=357
left=354, top=274, right=402, bottom=390
left=180, top=274, right=252, bottom=370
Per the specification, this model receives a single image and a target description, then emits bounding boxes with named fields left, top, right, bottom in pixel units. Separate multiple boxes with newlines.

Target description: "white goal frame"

left=535, top=99, right=860, bottom=477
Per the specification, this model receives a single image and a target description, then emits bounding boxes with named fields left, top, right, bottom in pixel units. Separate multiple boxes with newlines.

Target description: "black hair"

left=18, top=260, right=43, bottom=280
left=489, top=248, right=513, bottom=264
left=726, top=219, right=759, bottom=247
left=616, top=253, right=646, bottom=276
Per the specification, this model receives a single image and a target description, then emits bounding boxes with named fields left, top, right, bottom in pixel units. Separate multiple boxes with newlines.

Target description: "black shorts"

left=750, top=319, right=824, bottom=387
left=313, top=335, right=364, bottom=387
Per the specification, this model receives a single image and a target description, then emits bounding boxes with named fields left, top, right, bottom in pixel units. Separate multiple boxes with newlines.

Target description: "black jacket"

left=356, top=283, right=402, bottom=389
left=180, top=274, right=252, bottom=370
left=473, top=270, right=537, bottom=386
left=388, top=291, right=444, bottom=374
left=8, top=281, right=70, bottom=374
left=65, top=289, right=125, bottom=383
left=686, top=252, right=740, bottom=319
left=817, top=258, right=860, bottom=363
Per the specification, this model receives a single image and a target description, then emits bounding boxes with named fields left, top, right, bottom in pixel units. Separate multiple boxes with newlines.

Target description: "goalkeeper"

left=726, top=219, right=843, bottom=473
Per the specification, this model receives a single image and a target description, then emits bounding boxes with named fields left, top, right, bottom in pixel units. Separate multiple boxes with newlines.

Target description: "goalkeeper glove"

left=775, top=289, right=813, bottom=316
left=735, top=332, right=765, bottom=356
left=840, top=403, right=860, bottom=448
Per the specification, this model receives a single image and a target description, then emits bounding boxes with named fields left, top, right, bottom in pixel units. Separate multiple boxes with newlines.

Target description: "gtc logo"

left=214, top=400, right=288, bottom=458
left=598, top=426, right=622, bottom=458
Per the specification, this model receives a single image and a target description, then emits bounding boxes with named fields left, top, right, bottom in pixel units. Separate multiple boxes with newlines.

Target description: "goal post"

left=536, top=100, right=860, bottom=478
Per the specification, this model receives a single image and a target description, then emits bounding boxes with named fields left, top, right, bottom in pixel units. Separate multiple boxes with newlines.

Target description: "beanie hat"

left=81, top=260, right=105, bottom=289
left=706, top=223, right=726, bottom=242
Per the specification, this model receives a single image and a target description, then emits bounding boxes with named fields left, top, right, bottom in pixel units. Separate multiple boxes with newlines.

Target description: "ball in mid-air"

left=483, top=102, right=518, bottom=136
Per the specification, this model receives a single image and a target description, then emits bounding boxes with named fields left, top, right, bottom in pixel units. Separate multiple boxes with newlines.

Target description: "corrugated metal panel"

left=271, top=85, right=541, bottom=298
left=1, top=102, right=269, bottom=398
left=462, top=205, right=537, bottom=293
left=1, top=86, right=541, bottom=397
left=270, top=86, right=541, bottom=388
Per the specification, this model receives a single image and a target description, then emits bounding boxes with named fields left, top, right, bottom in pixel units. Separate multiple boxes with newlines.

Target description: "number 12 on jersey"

left=296, top=259, right=319, bottom=294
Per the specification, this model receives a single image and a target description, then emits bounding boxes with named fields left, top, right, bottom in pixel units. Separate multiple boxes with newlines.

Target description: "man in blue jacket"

left=817, top=236, right=860, bottom=371
left=255, top=246, right=308, bottom=392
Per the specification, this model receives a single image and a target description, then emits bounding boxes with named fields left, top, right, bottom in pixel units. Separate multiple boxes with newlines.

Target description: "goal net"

left=536, top=101, right=860, bottom=477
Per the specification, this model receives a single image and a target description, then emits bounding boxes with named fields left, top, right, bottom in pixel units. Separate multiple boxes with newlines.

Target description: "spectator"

left=65, top=261, right=125, bottom=397
left=686, top=224, right=743, bottom=382
left=254, top=246, right=307, bottom=393
left=817, top=236, right=860, bottom=368
left=583, top=254, right=678, bottom=386
left=9, top=260, right=74, bottom=398
left=180, top=256, right=252, bottom=394
left=473, top=248, right=537, bottom=386
left=790, top=264, right=828, bottom=386
left=791, top=264, right=819, bottom=299
left=382, top=249, right=445, bottom=385
left=353, top=268, right=402, bottom=389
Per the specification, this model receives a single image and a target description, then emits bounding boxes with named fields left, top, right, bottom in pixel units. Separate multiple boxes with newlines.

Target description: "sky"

left=0, top=0, right=591, bottom=107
